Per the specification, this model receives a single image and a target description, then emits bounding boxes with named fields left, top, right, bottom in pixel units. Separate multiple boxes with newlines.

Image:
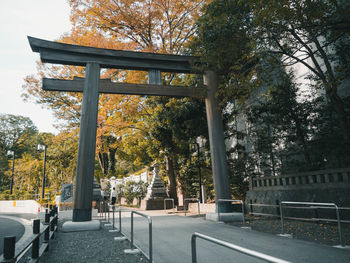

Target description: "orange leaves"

left=68, top=0, right=207, bottom=54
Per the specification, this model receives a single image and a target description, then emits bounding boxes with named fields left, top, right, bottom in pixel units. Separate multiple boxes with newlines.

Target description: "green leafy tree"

left=0, top=114, right=38, bottom=155
left=246, top=0, right=350, bottom=155
left=0, top=114, right=38, bottom=192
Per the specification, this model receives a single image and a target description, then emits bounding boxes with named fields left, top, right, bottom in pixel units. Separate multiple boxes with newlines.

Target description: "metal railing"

left=184, top=198, right=200, bottom=216
left=280, top=201, right=344, bottom=247
left=248, top=202, right=350, bottom=223
left=191, top=232, right=291, bottom=263
left=248, top=202, right=280, bottom=218
left=163, top=198, right=175, bottom=211
left=1, top=207, right=58, bottom=263
left=217, top=199, right=245, bottom=224
left=130, top=211, right=153, bottom=263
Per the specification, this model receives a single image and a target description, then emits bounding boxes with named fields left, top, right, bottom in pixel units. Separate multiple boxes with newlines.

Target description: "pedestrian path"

left=110, top=210, right=350, bottom=263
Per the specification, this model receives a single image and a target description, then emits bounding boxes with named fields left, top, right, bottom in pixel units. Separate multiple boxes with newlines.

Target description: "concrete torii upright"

left=28, top=36, right=230, bottom=227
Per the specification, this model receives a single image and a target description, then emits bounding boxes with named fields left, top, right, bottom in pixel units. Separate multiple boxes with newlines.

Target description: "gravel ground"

left=38, top=219, right=148, bottom=263
left=230, top=215, right=350, bottom=247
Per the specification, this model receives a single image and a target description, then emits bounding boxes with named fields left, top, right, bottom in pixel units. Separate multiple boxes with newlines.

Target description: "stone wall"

left=249, top=167, right=350, bottom=191
left=246, top=168, right=350, bottom=219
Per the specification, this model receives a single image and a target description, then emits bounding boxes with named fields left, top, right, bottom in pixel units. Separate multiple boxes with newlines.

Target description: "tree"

left=0, top=114, right=38, bottom=155
left=68, top=0, right=208, bottom=53
left=0, top=114, right=38, bottom=192
left=144, top=95, right=208, bottom=203
left=247, top=0, right=350, bottom=154
left=191, top=0, right=350, bottom=185
left=190, top=0, right=256, bottom=75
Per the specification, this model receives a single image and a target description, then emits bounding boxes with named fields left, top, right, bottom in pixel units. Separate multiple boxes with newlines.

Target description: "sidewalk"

left=40, top=209, right=350, bottom=263
left=119, top=211, right=350, bottom=263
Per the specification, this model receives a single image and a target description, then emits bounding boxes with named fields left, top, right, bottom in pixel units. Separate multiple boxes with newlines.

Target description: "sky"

left=0, top=0, right=72, bottom=134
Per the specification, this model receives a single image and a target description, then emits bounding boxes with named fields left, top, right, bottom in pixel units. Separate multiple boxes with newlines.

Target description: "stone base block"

left=205, top=212, right=244, bottom=222
left=62, top=220, right=101, bottom=232
left=140, top=199, right=173, bottom=210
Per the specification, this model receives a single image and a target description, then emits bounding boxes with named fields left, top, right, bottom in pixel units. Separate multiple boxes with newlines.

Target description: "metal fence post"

left=50, top=217, right=55, bottom=239
left=335, top=204, right=344, bottom=247
left=198, top=200, right=200, bottom=215
left=119, top=207, right=122, bottom=232
left=280, top=202, right=284, bottom=234
left=241, top=201, right=245, bottom=225
left=32, top=219, right=40, bottom=259
left=191, top=234, right=197, bottom=263
left=3, top=236, right=16, bottom=261
left=102, top=201, right=104, bottom=218
left=108, top=204, right=110, bottom=222
left=148, top=216, right=153, bottom=263
left=112, top=205, right=115, bottom=229
left=44, top=213, right=50, bottom=249
left=131, top=211, right=134, bottom=249
left=45, top=213, right=50, bottom=224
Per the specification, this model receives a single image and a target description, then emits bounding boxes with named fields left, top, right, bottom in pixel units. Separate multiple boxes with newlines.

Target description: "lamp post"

left=191, top=143, right=203, bottom=203
left=37, top=144, right=47, bottom=200
left=7, top=150, right=14, bottom=195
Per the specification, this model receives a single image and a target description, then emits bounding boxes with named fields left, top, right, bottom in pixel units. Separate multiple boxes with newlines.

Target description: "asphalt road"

left=0, top=213, right=36, bottom=256
left=0, top=217, right=25, bottom=255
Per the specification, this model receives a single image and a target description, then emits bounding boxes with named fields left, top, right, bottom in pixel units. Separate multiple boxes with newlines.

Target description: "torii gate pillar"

left=73, top=63, right=100, bottom=221
left=204, top=71, right=231, bottom=212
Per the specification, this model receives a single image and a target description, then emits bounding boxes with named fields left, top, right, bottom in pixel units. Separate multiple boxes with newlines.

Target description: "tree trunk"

left=166, top=155, right=178, bottom=205
left=327, top=88, right=350, bottom=156
left=98, top=152, right=109, bottom=175
left=109, top=148, right=116, bottom=174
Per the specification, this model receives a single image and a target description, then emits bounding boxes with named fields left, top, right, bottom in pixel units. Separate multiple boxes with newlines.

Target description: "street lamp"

left=7, top=150, right=14, bottom=195
left=37, top=144, right=47, bottom=199
left=190, top=143, right=203, bottom=203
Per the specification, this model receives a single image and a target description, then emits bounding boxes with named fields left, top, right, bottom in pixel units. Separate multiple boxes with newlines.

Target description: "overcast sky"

left=0, top=0, right=72, bottom=134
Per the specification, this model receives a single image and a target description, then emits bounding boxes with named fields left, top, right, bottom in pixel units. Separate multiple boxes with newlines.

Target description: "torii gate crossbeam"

left=28, top=36, right=230, bottom=223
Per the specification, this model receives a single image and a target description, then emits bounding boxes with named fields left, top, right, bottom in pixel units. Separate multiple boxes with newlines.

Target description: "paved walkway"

left=112, top=210, right=350, bottom=263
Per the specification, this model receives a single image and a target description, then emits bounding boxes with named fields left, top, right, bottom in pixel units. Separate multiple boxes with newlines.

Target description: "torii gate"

left=28, top=36, right=230, bottom=223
